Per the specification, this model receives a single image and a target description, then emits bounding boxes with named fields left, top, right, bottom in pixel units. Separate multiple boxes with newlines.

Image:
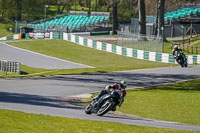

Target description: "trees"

left=0, top=0, right=8, bottom=21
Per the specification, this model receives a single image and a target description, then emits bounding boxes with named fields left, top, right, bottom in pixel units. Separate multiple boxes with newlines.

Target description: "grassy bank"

left=118, top=78, right=200, bottom=125
left=0, top=109, right=196, bottom=133
left=5, top=39, right=170, bottom=77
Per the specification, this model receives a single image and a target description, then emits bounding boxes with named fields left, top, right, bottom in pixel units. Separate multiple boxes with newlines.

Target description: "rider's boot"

left=111, top=107, right=116, bottom=111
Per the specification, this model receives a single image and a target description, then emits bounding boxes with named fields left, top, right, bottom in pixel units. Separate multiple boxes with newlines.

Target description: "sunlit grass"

left=6, top=39, right=170, bottom=77
left=0, top=109, right=196, bottom=133
left=118, top=79, right=200, bottom=125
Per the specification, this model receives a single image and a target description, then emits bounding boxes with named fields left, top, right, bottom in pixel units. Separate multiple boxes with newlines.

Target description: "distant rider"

left=173, top=44, right=185, bottom=60
left=93, top=81, right=127, bottom=111
left=173, top=44, right=183, bottom=57
left=172, top=44, right=187, bottom=67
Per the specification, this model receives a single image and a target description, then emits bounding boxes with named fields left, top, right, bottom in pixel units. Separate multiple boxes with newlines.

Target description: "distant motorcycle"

left=85, top=89, right=121, bottom=116
left=173, top=50, right=187, bottom=68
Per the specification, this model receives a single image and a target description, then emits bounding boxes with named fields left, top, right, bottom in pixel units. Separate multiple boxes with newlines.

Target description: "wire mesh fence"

left=170, top=43, right=200, bottom=55
left=117, top=31, right=163, bottom=53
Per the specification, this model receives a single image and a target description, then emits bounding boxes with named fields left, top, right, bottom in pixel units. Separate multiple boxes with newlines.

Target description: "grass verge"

left=117, top=78, right=200, bottom=125
left=4, top=39, right=171, bottom=77
left=0, top=109, right=197, bottom=133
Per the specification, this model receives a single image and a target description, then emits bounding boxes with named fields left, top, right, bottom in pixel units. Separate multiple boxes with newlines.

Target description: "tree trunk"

left=99, top=0, right=104, bottom=5
left=95, top=0, right=98, bottom=11
left=1, top=11, right=4, bottom=21
left=112, top=0, right=118, bottom=34
left=107, top=5, right=110, bottom=12
left=16, top=0, right=22, bottom=20
left=61, top=3, right=66, bottom=14
left=154, top=1, right=158, bottom=36
left=79, top=0, right=83, bottom=6
left=138, top=0, right=146, bottom=36
left=86, top=0, right=91, bottom=15
left=88, top=0, right=91, bottom=15
left=157, top=0, right=166, bottom=41
left=57, top=0, right=61, bottom=14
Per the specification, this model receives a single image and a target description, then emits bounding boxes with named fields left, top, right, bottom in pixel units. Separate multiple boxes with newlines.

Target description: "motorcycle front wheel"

left=85, top=104, right=92, bottom=114
left=97, top=99, right=113, bottom=116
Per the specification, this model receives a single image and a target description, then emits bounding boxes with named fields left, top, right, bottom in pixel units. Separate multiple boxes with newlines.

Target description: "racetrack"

left=0, top=66, right=200, bottom=131
left=0, top=43, right=200, bottom=131
left=0, top=43, right=93, bottom=69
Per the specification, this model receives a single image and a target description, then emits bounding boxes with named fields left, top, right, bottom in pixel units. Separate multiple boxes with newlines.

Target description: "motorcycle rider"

left=173, top=44, right=183, bottom=57
left=93, top=80, right=127, bottom=111
left=172, top=44, right=186, bottom=67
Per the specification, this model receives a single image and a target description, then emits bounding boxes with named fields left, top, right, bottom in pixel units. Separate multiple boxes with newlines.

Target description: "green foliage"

left=0, top=0, right=138, bottom=24
left=0, top=23, right=13, bottom=37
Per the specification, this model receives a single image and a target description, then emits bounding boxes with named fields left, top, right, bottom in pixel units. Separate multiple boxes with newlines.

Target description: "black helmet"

left=120, top=80, right=127, bottom=90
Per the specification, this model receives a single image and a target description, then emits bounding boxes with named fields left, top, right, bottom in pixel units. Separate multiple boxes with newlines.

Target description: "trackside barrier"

left=1, top=33, right=199, bottom=65
left=0, top=60, right=21, bottom=75
left=0, top=34, right=21, bottom=40
left=61, top=32, right=200, bottom=65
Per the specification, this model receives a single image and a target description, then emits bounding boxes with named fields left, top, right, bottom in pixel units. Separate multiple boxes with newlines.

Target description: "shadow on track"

left=23, top=73, right=200, bottom=90
left=0, top=92, right=82, bottom=110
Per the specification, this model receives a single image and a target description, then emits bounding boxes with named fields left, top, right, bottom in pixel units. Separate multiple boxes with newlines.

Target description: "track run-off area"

left=0, top=42, right=200, bottom=131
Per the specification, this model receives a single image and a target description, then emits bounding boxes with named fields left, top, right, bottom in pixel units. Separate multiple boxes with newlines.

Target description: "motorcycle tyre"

left=97, top=99, right=113, bottom=116
left=184, top=58, right=188, bottom=67
left=85, top=104, right=92, bottom=114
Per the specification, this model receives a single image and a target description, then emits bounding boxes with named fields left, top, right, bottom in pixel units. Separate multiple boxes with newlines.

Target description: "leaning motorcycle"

left=85, top=89, right=121, bottom=116
left=174, top=51, right=188, bottom=67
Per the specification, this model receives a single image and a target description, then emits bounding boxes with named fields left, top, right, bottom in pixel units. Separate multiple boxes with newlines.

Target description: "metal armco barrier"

left=0, top=60, right=21, bottom=75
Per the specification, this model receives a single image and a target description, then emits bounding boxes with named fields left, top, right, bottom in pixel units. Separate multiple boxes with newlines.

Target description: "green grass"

left=0, top=109, right=197, bottom=133
left=117, top=78, right=200, bottom=125
left=6, top=39, right=170, bottom=77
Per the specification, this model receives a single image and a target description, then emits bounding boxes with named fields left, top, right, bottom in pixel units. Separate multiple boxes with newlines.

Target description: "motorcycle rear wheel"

left=97, top=99, right=113, bottom=116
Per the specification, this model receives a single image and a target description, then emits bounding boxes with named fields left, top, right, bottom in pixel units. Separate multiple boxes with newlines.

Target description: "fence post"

left=196, top=46, right=198, bottom=54
left=2, top=61, right=7, bottom=75
left=192, top=46, right=193, bottom=54
left=189, top=38, right=190, bottom=45
left=17, top=62, right=21, bottom=74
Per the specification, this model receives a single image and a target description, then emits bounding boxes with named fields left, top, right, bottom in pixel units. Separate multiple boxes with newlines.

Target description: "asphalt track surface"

left=0, top=43, right=93, bottom=69
left=0, top=43, right=200, bottom=131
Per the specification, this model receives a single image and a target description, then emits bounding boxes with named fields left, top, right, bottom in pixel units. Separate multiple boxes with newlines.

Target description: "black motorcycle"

left=85, top=89, right=121, bottom=116
left=174, top=50, right=188, bottom=68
